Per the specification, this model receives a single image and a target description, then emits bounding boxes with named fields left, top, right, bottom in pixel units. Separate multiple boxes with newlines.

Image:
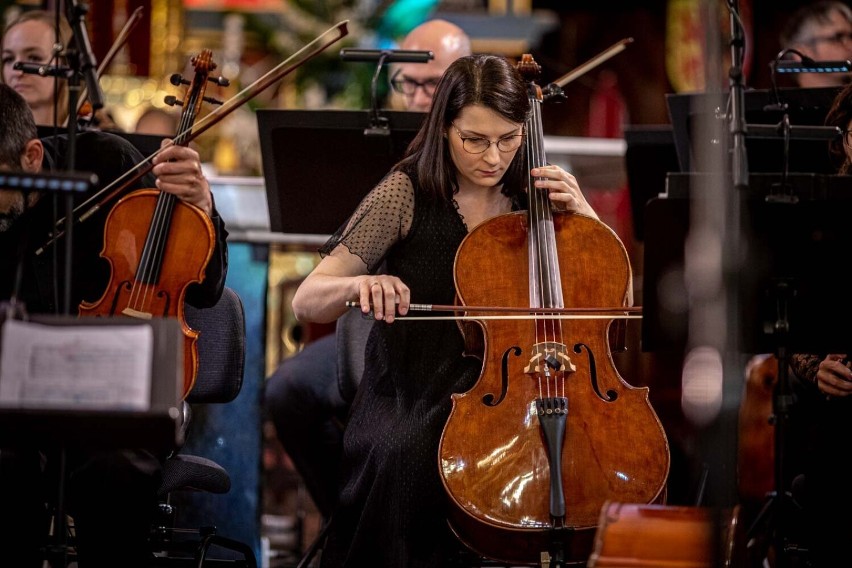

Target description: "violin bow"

left=37, top=19, right=350, bottom=255
left=551, top=37, right=633, bottom=89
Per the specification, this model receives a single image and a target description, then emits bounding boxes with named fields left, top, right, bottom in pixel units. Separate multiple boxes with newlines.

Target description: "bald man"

left=390, top=19, right=472, bottom=111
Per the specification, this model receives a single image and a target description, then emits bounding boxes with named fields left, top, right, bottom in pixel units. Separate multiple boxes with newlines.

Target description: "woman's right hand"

left=358, top=275, right=410, bottom=324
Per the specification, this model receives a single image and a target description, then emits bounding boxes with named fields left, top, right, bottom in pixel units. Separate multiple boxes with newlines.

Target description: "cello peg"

left=208, top=75, right=230, bottom=87
left=163, top=95, right=183, bottom=107
left=170, top=73, right=190, bottom=86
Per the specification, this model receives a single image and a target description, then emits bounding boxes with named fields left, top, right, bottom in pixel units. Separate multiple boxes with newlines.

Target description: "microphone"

left=775, top=57, right=852, bottom=74
left=340, top=48, right=433, bottom=63
left=13, top=61, right=69, bottom=78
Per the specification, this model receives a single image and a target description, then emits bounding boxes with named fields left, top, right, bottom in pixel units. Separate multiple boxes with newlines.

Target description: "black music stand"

left=623, top=125, right=680, bottom=242
left=0, top=315, right=183, bottom=567
left=666, top=86, right=841, bottom=175
left=36, top=126, right=166, bottom=158
left=644, top=175, right=852, bottom=566
left=256, top=109, right=424, bottom=238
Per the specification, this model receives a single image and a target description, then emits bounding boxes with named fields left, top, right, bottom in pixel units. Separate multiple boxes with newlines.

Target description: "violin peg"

left=202, top=95, right=224, bottom=106
left=163, top=95, right=183, bottom=107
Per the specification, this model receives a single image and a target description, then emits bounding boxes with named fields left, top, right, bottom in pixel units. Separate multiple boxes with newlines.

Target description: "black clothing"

left=317, top=170, right=483, bottom=567
left=0, top=130, right=228, bottom=567
left=265, top=282, right=374, bottom=521
left=0, top=130, right=227, bottom=313
left=789, top=354, right=852, bottom=567
left=264, top=332, right=348, bottom=520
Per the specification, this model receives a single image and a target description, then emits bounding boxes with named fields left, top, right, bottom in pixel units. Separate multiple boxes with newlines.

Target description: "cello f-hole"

left=574, top=343, right=618, bottom=402
left=483, top=345, right=521, bottom=407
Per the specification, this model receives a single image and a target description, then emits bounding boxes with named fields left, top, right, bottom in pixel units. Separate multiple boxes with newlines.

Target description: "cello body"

left=439, top=211, right=670, bottom=564
left=737, top=353, right=776, bottom=503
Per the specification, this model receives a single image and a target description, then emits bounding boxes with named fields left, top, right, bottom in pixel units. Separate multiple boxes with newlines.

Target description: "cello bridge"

left=524, top=342, right=575, bottom=377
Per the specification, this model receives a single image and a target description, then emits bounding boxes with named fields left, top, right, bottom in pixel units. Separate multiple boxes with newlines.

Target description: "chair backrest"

left=184, top=286, right=246, bottom=404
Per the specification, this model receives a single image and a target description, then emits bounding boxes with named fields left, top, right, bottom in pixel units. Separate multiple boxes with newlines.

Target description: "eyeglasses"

left=804, top=31, right=852, bottom=46
left=390, top=70, right=440, bottom=97
left=451, top=123, right=525, bottom=154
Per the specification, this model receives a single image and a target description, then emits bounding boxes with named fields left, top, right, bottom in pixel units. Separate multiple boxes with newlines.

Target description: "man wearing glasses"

left=389, top=19, right=472, bottom=112
left=780, top=1, right=852, bottom=88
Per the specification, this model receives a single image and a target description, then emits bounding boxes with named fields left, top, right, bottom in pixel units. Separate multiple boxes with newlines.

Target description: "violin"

left=37, top=20, right=349, bottom=255
left=78, top=50, right=221, bottom=399
left=438, top=54, right=670, bottom=565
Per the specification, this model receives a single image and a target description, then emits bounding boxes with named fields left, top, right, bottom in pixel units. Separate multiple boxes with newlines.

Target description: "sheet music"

left=0, top=319, right=153, bottom=410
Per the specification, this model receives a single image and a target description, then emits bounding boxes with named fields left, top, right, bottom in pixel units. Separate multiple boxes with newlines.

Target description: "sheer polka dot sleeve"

left=319, top=169, right=415, bottom=273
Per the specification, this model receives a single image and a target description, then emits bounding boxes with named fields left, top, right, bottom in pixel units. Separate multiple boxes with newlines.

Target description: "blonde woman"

left=2, top=10, right=71, bottom=127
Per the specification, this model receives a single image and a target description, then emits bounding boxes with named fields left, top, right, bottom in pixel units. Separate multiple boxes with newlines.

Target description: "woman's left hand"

left=152, top=139, right=213, bottom=216
left=816, top=354, right=852, bottom=399
left=531, top=165, right=598, bottom=219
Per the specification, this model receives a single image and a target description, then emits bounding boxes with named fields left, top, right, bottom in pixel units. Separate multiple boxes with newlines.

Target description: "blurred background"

left=2, top=0, right=832, bottom=565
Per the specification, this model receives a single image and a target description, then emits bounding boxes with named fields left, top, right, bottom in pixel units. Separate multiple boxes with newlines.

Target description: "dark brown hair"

left=395, top=54, right=531, bottom=203
left=824, top=82, right=852, bottom=173
left=0, top=83, right=37, bottom=167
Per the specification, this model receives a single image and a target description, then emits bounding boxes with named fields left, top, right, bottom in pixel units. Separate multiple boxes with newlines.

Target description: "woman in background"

left=1, top=9, right=71, bottom=128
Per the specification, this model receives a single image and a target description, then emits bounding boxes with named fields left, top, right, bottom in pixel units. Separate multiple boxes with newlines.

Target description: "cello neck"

left=519, top=54, right=563, bottom=310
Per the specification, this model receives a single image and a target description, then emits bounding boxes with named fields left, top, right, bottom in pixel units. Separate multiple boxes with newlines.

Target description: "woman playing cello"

left=291, top=54, right=601, bottom=567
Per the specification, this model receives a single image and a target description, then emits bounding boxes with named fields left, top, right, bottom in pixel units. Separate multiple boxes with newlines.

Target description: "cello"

left=78, top=50, right=220, bottom=398
left=438, top=54, right=670, bottom=565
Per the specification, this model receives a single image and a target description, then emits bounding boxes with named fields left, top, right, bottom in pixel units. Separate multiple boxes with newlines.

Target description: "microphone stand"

left=365, top=51, right=391, bottom=135
left=12, top=5, right=102, bottom=564
left=338, top=48, right=432, bottom=135
left=65, top=0, right=105, bottom=113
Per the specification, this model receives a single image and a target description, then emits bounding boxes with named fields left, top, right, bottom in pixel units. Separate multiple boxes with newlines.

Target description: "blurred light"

left=681, top=346, right=724, bottom=426
left=377, top=0, right=440, bottom=39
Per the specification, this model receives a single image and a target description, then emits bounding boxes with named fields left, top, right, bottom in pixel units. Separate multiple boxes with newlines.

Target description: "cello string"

left=385, top=314, right=641, bottom=321
left=524, top=101, right=544, bottom=398
left=527, top=83, right=564, bottom=398
left=529, top=91, right=550, bottom=398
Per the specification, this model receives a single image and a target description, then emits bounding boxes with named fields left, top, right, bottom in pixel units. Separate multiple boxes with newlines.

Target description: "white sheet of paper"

left=0, top=319, right=154, bottom=410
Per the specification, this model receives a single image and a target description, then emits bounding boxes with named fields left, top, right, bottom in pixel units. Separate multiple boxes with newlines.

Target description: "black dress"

left=318, top=170, right=486, bottom=567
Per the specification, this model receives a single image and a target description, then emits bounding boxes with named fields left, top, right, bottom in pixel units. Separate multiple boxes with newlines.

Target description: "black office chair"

left=150, top=286, right=257, bottom=567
